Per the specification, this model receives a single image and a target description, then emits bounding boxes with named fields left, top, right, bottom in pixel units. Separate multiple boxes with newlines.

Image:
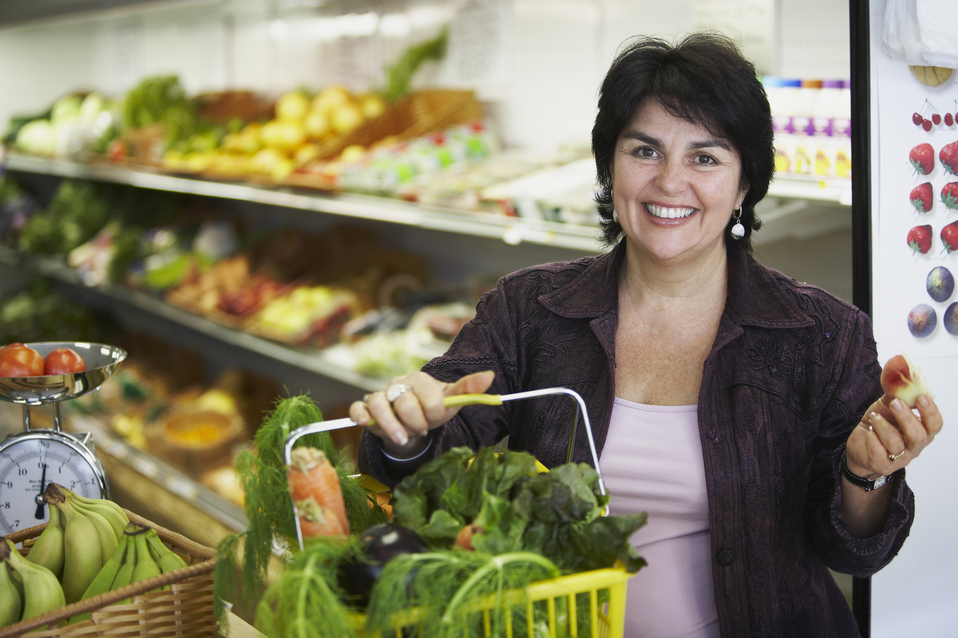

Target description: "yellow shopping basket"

left=283, top=387, right=635, bottom=638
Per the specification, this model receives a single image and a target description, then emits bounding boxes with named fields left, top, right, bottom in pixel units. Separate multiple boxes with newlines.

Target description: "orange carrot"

left=296, top=497, right=346, bottom=537
left=288, top=447, right=350, bottom=536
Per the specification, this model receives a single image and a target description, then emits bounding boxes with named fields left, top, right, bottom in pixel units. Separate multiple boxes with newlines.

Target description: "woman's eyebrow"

left=621, top=131, right=732, bottom=153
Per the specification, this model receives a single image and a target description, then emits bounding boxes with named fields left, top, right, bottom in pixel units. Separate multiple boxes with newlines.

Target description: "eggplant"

left=338, top=523, right=428, bottom=608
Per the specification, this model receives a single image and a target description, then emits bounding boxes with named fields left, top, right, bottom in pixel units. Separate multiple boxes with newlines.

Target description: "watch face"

left=0, top=434, right=105, bottom=534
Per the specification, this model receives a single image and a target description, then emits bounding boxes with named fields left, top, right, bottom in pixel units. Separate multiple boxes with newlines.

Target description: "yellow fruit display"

left=311, top=85, right=352, bottom=115
left=330, top=102, right=365, bottom=135
left=358, top=92, right=386, bottom=119
left=293, top=143, right=321, bottom=167
left=304, top=109, right=331, bottom=139
left=909, top=65, right=953, bottom=87
left=275, top=90, right=310, bottom=122
left=260, top=120, right=307, bottom=151
left=248, top=147, right=289, bottom=176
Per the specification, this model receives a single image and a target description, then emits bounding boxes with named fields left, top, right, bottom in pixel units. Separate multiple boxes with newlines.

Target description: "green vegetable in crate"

left=365, top=548, right=562, bottom=638
left=213, top=395, right=389, bottom=626
left=391, top=446, right=648, bottom=574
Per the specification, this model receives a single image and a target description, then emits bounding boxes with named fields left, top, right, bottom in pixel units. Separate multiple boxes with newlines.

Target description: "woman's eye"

left=695, top=153, right=718, bottom=165
left=631, top=146, right=657, bottom=159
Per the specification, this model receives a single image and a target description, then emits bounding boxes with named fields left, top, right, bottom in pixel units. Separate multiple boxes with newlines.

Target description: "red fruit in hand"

left=0, top=343, right=44, bottom=377
left=941, top=182, right=958, bottom=210
left=941, top=220, right=958, bottom=253
left=907, top=224, right=933, bottom=254
left=43, top=348, right=86, bottom=375
left=880, top=353, right=934, bottom=408
left=939, top=140, right=958, bottom=175
left=911, top=182, right=934, bottom=212
left=909, top=143, right=935, bottom=175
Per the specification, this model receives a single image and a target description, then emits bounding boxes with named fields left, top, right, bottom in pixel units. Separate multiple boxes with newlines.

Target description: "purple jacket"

left=359, top=240, right=914, bottom=637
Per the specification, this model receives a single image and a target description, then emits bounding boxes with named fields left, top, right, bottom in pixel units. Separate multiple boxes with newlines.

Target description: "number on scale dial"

left=0, top=436, right=102, bottom=534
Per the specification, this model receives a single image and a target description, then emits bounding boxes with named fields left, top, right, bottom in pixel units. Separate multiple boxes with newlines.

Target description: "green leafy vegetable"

left=254, top=537, right=361, bottom=638
left=213, top=394, right=388, bottom=628
left=383, top=27, right=449, bottom=102
left=391, top=446, right=648, bottom=574
left=364, top=549, right=561, bottom=638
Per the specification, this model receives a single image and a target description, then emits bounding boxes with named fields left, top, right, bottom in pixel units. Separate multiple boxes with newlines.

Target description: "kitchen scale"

left=0, top=341, right=126, bottom=535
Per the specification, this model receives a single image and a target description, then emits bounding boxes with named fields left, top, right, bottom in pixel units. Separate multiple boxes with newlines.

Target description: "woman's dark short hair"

left=592, top=32, right=775, bottom=252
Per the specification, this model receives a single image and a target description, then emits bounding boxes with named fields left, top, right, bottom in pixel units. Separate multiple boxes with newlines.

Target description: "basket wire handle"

left=284, top=387, right=606, bottom=551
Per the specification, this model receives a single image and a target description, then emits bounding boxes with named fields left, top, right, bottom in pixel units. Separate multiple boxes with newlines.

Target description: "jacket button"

left=717, top=549, right=736, bottom=566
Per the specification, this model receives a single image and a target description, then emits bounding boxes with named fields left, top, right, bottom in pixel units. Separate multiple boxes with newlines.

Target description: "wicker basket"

left=314, top=89, right=484, bottom=161
left=0, top=510, right=217, bottom=637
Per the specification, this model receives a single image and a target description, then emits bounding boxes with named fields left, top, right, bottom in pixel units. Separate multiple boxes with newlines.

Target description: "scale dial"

left=0, top=431, right=107, bottom=535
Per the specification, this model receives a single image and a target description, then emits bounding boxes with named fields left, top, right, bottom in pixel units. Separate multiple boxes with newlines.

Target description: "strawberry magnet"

left=911, top=182, right=933, bottom=213
left=910, top=142, right=935, bottom=175
left=907, top=224, right=933, bottom=254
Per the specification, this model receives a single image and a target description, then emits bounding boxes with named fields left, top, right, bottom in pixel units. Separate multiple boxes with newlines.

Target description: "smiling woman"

left=354, top=32, right=940, bottom=638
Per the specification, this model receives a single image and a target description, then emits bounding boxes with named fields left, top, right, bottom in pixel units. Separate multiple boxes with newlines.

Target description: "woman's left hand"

left=845, top=394, right=943, bottom=478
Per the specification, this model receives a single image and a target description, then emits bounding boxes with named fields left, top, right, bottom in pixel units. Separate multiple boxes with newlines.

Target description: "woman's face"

left=612, top=99, right=748, bottom=265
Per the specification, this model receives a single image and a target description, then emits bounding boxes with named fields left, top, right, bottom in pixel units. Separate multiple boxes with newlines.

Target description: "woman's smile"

left=645, top=203, right=696, bottom=220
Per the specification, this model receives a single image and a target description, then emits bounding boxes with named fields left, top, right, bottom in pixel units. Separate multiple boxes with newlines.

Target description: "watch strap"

left=841, top=450, right=888, bottom=491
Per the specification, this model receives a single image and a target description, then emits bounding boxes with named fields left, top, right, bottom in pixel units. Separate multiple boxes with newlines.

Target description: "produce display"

left=0, top=485, right=134, bottom=628
left=2, top=29, right=600, bottom=225
left=212, top=395, right=646, bottom=638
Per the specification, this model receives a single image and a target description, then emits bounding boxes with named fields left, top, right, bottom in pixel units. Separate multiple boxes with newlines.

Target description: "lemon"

left=276, top=90, right=310, bottom=122
left=330, top=103, right=365, bottom=135
left=311, top=85, right=353, bottom=115
left=340, top=144, right=366, bottom=162
left=359, top=93, right=386, bottom=119
left=304, top=109, right=331, bottom=139
left=294, top=143, right=321, bottom=167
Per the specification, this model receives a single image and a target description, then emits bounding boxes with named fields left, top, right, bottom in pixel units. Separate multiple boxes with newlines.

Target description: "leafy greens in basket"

left=391, top=446, right=648, bottom=574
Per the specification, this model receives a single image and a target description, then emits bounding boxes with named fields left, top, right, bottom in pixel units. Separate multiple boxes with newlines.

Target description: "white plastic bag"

left=883, top=0, right=958, bottom=68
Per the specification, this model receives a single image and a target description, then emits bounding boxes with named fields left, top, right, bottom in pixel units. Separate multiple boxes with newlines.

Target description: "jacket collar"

left=541, top=239, right=815, bottom=330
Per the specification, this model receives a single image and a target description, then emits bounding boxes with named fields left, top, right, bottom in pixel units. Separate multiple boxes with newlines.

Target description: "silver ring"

left=889, top=449, right=906, bottom=462
left=362, top=394, right=373, bottom=404
left=384, top=383, right=412, bottom=403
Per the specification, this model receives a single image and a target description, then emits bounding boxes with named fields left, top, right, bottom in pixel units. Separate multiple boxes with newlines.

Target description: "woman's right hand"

left=349, top=370, right=495, bottom=458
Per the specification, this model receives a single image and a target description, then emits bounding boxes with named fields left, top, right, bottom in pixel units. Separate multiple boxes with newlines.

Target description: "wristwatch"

left=840, top=451, right=888, bottom=491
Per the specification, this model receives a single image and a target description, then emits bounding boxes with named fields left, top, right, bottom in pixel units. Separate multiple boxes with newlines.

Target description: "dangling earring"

left=730, top=209, right=745, bottom=240
left=612, top=209, right=619, bottom=224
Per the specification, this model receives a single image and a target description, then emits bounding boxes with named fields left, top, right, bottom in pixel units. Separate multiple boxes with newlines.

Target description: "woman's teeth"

left=646, top=204, right=694, bottom=219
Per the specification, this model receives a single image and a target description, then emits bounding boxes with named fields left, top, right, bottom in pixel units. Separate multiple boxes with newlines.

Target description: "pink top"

left=598, top=398, right=719, bottom=638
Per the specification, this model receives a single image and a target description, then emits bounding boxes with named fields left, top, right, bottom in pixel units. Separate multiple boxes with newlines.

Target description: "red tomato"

left=0, top=343, right=45, bottom=377
left=43, top=348, right=87, bottom=375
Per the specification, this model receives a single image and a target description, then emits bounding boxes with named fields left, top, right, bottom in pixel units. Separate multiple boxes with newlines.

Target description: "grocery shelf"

left=68, top=412, right=249, bottom=545
left=0, top=246, right=391, bottom=393
left=2, top=153, right=607, bottom=253
left=766, top=173, right=853, bottom=206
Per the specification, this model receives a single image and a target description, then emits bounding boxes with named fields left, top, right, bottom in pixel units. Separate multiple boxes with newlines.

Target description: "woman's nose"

left=654, top=157, right=685, bottom=193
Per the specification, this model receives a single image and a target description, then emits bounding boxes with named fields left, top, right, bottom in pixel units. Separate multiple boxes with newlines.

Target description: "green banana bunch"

left=112, top=523, right=146, bottom=604
left=59, top=485, right=130, bottom=540
left=67, top=532, right=132, bottom=625
left=25, top=503, right=64, bottom=578
left=68, top=494, right=118, bottom=566
left=130, top=527, right=161, bottom=587
left=145, top=528, right=187, bottom=575
left=2, top=538, right=66, bottom=623
left=0, top=552, right=22, bottom=629
left=42, top=484, right=102, bottom=604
